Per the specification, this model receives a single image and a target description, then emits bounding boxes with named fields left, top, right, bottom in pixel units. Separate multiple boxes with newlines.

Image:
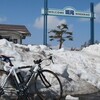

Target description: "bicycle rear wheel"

left=35, top=69, right=63, bottom=100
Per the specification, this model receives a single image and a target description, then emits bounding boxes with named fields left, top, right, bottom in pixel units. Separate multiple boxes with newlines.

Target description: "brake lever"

left=34, top=59, right=42, bottom=64
left=49, top=56, right=54, bottom=64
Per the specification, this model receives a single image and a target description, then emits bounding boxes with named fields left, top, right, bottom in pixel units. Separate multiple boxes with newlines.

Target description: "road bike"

left=0, top=55, right=63, bottom=100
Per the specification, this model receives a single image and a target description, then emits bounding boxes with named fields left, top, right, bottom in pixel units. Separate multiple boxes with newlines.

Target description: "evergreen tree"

left=48, top=23, right=73, bottom=49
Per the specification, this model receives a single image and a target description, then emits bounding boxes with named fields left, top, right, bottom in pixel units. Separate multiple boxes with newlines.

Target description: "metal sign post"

left=42, top=2, right=95, bottom=45
left=43, top=0, right=48, bottom=45
left=90, top=2, right=94, bottom=45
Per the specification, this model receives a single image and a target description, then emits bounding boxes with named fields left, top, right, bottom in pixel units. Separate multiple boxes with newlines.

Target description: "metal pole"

left=43, top=0, right=48, bottom=45
left=90, top=2, right=94, bottom=45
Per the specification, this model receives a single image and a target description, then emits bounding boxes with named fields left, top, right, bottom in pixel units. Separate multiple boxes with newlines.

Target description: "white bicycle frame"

left=1, top=64, right=39, bottom=90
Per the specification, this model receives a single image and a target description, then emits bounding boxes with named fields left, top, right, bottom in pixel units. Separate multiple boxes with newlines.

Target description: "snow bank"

left=0, top=39, right=100, bottom=97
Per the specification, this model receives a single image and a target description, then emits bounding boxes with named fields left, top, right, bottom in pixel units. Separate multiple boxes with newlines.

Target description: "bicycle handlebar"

left=0, top=55, right=54, bottom=67
left=49, top=56, right=54, bottom=64
left=34, top=56, right=54, bottom=64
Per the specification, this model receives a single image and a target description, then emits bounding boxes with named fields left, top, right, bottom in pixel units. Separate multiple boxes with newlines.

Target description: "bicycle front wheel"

left=35, top=69, right=63, bottom=100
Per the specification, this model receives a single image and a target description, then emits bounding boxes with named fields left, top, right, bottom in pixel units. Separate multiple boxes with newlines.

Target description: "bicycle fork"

left=38, top=71, right=51, bottom=88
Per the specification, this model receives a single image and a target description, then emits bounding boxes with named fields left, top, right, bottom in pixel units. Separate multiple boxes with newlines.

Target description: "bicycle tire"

left=34, top=69, right=63, bottom=100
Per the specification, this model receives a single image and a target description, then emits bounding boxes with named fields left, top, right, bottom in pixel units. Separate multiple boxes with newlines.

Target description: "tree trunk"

left=59, top=40, right=63, bottom=49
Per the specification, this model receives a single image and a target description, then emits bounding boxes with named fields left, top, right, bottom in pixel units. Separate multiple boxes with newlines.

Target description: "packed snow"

left=0, top=39, right=100, bottom=99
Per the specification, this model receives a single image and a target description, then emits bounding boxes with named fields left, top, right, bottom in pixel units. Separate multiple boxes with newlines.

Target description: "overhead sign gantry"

left=42, top=0, right=95, bottom=46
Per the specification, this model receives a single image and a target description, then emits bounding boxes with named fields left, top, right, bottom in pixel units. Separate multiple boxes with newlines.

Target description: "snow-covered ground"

left=0, top=39, right=100, bottom=99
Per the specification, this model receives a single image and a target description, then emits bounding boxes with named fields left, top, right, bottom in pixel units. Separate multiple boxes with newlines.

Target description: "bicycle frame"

left=2, top=64, right=39, bottom=92
left=2, top=67, right=21, bottom=89
left=26, top=65, right=39, bottom=87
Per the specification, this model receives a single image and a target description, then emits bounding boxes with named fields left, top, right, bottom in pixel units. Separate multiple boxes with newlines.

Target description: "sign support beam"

left=90, top=2, right=94, bottom=45
left=43, top=0, right=48, bottom=45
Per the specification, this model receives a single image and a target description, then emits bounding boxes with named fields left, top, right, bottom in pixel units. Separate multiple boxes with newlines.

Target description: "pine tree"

left=48, top=23, right=73, bottom=49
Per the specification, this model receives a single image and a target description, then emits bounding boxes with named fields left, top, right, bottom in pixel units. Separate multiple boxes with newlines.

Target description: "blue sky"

left=0, top=0, right=100, bottom=48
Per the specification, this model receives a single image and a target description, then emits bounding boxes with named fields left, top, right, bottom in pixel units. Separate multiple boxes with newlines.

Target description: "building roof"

left=0, top=24, right=31, bottom=36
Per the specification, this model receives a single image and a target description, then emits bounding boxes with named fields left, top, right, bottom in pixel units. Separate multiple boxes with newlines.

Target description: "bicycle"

left=0, top=55, right=63, bottom=100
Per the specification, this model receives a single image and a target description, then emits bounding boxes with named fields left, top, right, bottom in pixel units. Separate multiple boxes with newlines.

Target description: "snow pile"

left=0, top=39, right=100, bottom=97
